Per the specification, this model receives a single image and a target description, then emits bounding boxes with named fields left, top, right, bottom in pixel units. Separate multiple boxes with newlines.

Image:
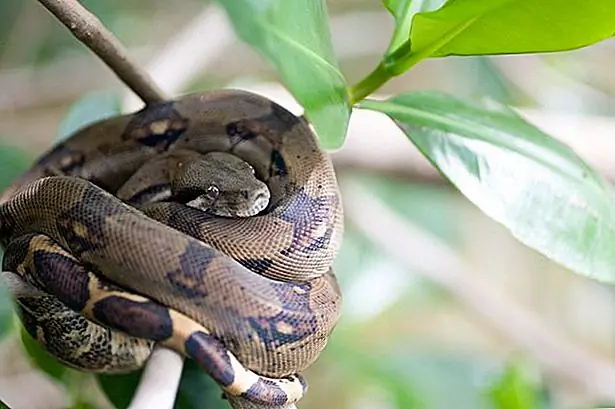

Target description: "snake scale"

left=0, top=89, right=344, bottom=405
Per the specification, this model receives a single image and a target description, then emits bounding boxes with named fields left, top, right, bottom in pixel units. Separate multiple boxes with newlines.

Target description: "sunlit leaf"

left=409, top=0, right=615, bottom=59
left=359, top=92, right=615, bottom=283
left=213, top=0, right=350, bottom=150
left=382, top=0, right=447, bottom=55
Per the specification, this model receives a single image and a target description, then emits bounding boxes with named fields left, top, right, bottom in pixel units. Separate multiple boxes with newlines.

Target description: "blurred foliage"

left=0, top=286, right=12, bottom=342
left=56, top=91, right=121, bottom=141
left=487, top=360, right=547, bottom=409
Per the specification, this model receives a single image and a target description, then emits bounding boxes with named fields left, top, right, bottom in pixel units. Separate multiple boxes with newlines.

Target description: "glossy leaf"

left=359, top=92, right=615, bottom=283
left=382, top=0, right=446, bottom=55
left=213, top=0, right=350, bottom=150
left=408, top=0, right=615, bottom=60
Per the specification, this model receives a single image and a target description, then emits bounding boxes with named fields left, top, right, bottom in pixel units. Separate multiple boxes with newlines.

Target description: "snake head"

left=170, top=152, right=270, bottom=218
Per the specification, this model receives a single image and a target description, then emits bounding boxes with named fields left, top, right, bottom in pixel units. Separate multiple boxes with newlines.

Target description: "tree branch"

left=128, top=347, right=184, bottom=409
left=36, top=0, right=166, bottom=105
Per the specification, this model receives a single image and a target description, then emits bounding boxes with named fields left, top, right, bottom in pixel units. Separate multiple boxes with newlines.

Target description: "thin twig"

left=36, top=0, right=166, bottom=105
left=342, top=180, right=615, bottom=401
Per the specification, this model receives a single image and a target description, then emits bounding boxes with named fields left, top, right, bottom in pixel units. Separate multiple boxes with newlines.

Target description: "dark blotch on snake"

left=247, top=312, right=316, bottom=348
left=29, top=247, right=92, bottom=312
left=1, top=234, right=30, bottom=271
left=237, top=258, right=273, bottom=276
left=226, top=121, right=258, bottom=143
left=305, top=225, right=334, bottom=253
left=125, top=183, right=170, bottom=205
left=55, top=188, right=124, bottom=255
left=269, top=150, right=288, bottom=178
left=277, top=189, right=335, bottom=255
left=269, top=281, right=312, bottom=311
left=40, top=144, right=86, bottom=176
left=91, top=296, right=173, bottom=341
left=121, top=101, right=188, bottom=150
left=166, top=241, right=215, bottom=299
left=267, top=100, right=302, bottom=129
left=241, top=378, right=288, bottom=406
left=184, top=331, right=235, bottom=387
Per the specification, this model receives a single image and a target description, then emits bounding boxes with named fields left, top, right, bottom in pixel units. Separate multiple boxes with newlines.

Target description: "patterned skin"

left=0, top=89, right=344, bottom=405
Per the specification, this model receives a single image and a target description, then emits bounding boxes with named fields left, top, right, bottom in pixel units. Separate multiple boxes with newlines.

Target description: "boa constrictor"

left=0, top=89, right=344, bottom=406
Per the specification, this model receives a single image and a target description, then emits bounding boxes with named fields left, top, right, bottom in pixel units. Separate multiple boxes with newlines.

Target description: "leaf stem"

left=348, top=63, right=392, bottom=105
left=349, top=17, right=478, bottom=104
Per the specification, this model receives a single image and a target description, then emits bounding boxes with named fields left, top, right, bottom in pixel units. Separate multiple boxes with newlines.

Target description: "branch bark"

left=37, top=0, right=166, bottom=105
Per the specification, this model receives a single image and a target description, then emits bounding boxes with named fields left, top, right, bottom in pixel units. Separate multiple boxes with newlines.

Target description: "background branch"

left=342, top=180, right=615, bottom=401
left=37, top=0, right=166, bottom=105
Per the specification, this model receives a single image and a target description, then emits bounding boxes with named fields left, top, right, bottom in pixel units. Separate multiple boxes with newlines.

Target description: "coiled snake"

left=0, top=89, right=344, bottom=406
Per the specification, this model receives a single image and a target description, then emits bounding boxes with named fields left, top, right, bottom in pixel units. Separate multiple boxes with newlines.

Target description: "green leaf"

left=358, top=92, right=615, bottom=283
left=382, top=0, right=446, bottom=55
left=0, top=141, right=32, bottom=191
left=98, top=371, right=143, bottom=409
left=0, top=283, right=13, bottom=341
left=213, top=0, right=350, bottom=150
left=0, top=398, right=10, bottom=409
left=408, top=0, right=615, bottom=60
left=57, top=91, right=121, bottom=141
left=174, top=360, right=225, bottom=409
left=487, top=361, right=541, bottom=409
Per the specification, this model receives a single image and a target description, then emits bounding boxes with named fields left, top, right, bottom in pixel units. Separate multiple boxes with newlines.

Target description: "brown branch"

left=36, top=0, right=167, bottom=105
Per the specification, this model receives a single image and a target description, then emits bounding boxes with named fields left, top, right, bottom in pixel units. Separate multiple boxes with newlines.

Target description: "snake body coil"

left=0, top=89, right=344, bottom=405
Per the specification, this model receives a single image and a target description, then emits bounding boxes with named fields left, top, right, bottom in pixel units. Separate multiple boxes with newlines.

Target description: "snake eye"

left=205, top=185, right=219, bottom=200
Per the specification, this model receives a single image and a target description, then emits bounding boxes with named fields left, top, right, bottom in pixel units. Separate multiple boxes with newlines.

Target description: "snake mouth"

left=172, top=187, right=218, bottom=211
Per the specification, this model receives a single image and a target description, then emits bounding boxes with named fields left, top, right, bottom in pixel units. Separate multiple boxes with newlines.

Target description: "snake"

left=0, top=89, right=344, bottom=406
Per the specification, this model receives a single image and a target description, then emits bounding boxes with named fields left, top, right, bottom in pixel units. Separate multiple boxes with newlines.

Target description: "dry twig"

left=37, top=0, right=166, bottom=104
